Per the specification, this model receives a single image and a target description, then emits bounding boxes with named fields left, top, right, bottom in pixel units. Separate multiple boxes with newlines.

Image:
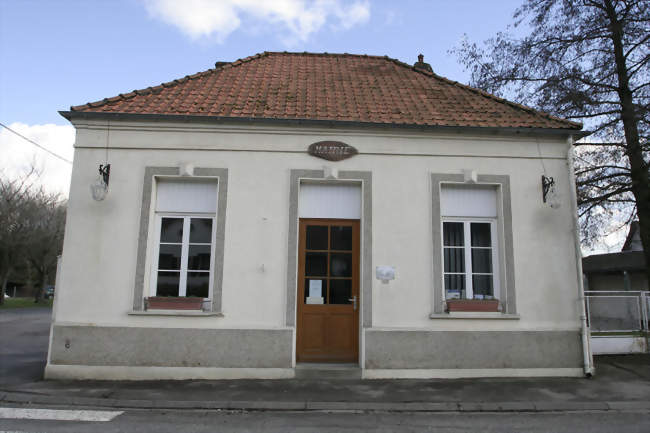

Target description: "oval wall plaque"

left=308, top=141, right=358, bottom=161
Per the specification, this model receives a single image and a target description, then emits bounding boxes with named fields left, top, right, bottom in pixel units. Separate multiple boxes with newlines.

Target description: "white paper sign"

left=309, top=280, right=323, bottom=297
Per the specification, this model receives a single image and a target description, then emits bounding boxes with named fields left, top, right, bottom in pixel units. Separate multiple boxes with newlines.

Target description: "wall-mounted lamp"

left=541, top=175, right=560, bottom=209
left=376, top=266, right=395, bottom=284
left=90, top=164, right=110, bottom=201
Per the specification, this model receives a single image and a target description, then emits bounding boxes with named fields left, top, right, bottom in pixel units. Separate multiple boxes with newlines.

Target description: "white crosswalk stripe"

left=0, top=408, right=123, bottom=422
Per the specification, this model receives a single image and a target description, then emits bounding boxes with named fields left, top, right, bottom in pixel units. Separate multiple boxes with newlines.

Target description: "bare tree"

left=0, top=168, right=66, bottom=304
left=454, top=0, right=649, bottom=279
left=26, top=195, right=66, bottom=302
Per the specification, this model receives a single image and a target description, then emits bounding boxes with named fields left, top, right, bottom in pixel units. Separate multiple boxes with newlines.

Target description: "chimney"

left=413, top=54, right=433, bottom=73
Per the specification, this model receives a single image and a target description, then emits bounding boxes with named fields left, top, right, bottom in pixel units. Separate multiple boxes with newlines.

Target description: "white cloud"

left=0, top=123, right=75, bottom=197
left=143, top=0, right=370, bottom=44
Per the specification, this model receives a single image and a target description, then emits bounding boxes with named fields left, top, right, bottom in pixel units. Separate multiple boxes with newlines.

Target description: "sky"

left=0, top=0, right=627, bottom=252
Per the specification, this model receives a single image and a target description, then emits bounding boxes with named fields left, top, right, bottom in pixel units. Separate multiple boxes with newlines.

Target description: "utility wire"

left=0, top=121, right=73, bottom=164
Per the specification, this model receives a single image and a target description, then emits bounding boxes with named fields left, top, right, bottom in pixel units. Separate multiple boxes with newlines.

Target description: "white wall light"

left=376, top=266, right=395, bottom=284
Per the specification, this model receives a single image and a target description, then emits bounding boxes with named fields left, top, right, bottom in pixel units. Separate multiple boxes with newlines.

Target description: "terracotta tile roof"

left=68, top=52, right=581, bottom=130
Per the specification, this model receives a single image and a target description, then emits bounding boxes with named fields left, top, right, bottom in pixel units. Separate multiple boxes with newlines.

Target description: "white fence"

left=585, top=291, right=649, bottom=354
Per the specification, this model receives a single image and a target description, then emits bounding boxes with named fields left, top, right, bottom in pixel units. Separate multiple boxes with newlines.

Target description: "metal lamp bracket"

left=541, top=175, right=554, bottom=203
left=99, top=164, right=111, bottom=186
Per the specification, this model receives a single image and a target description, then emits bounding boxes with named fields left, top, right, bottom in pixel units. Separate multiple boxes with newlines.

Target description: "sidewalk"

left=2, top=355, right=650, bottom=413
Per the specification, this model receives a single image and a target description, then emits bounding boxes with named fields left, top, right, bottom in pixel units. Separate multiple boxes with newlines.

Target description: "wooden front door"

left=297, top=219, right=360, bottom=363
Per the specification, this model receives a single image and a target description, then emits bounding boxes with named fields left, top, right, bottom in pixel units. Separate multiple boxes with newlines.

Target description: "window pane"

left=443, top=222, right=464, bottom=246
left=306, top=226, right=328, bottom=250
left=188, top=245, right=211, bottom=270
left=305, top=279, right=326, bottom=303
left=471, top=223, right=491, bottom=247
left=471, top=248, right=492, bottom=274
left=306, top=252, right=327, bottom=276
left=190, top=218, right=212, bottom=243
left=330, top=226, right=352, bottom=251
left=444, top=274, right=465, bottom=299
left=158, top=244, right=182, bottom=270
left=330, top=253, right=352, bottom=277
left=157, top=271, right=180, bottom=296
left=160, top=218, right=183, bottom=243
left=330, top=279, right=352, bottom=304
left=186, top=272, right=209, bottom=298
left=444, top=248, right=465, bottom=273
left=472, top=275, right=493, bottom=297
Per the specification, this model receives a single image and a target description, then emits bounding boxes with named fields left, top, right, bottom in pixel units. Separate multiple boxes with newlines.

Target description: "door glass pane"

left=471, top=249, right=492, bottom=274
left=330, top=253, right=352, bottom=277
left=471, top=223, right=491, bottom=247
left=330, top=279, right=352, bottom=304
left=158, top=244, right=182, bottom=270
left=330, top=226, right=352, bottom=251
left=188, top=245, right=211, bottom=270
left=443, top=222, right=464, bottom=246
left=306, top=252, right=327, bottom=276
left=186, top=272, right=209, bottom=298
left=190, top=218, right=213, bottom=243
left=444, top=274, right=465, bottom=299
left=305, top=278, right=326, bottom=303
left=444, top=248, right=465, bottom=273
left=157, top=271, right=180, bottom=296
left=306, top=226, right=328, bottom=250
left=160, top=217, right=183, bottom=243
left=472, top=275, right=493, bottom=297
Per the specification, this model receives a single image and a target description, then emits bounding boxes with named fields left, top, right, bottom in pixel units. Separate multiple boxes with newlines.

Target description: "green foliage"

left=0, top=297, right=53, bottom=309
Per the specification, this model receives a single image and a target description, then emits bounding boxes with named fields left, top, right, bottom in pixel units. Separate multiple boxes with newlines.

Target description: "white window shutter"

left=299, top=183, right=361, bottom=219
left=156, top=179, right=218, bottom=213
left=440, top=185, right=497, bottom=218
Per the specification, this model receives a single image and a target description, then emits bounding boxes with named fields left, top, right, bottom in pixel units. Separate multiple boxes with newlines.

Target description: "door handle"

left=348, top=295, right=358, bottom=311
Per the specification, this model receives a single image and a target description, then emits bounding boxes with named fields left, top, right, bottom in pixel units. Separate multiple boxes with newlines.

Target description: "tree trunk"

left=34, top=270, right=47, bottom=303
left=0, top=272, right=8, bottom=306
left=605, top=0, right=650, bottom=282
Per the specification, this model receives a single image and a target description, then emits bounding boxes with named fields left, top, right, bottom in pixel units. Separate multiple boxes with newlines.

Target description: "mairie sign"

left=307, top=141, right=358, bottom=161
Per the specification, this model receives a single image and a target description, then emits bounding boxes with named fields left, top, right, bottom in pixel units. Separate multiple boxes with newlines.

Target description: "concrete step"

left=295, top=363, right=362, bottom=380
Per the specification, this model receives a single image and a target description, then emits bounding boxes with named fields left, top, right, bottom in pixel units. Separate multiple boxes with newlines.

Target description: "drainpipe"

left=567, top=136, right=595, bottom=377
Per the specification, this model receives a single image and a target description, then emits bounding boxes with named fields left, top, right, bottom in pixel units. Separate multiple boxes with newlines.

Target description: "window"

left=443, top=221, right=498, bottom=300
left=150, top=179, right=218, bottom=299
left=440, top=185, right=500, bottom=301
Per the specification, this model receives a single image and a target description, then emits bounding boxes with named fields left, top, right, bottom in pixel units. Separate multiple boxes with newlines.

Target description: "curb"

left=2, top=391, right=650, bottom=413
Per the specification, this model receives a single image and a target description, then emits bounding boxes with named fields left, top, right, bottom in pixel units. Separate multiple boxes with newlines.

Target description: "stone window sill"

left=128, top=310, right=224, bottom=317
left=429, top=312, right=520, bottom=320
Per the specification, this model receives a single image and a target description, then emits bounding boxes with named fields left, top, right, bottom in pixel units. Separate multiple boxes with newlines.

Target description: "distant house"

left=47, top=52, right=591, bottom=380
left=583, top=221, right=648, bottom=291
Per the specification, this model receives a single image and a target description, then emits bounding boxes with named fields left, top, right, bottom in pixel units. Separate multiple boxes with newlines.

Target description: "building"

left=583, top=221, right=648, bottom=292
left=46, top=52, right=592, bottom=380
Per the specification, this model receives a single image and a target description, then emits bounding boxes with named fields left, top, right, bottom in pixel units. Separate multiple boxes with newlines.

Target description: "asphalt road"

left=1, top=407, right=649, bottom=433
left=0, top=307, right=52, bottom=386
left=2, top=307, right=650, bottom=432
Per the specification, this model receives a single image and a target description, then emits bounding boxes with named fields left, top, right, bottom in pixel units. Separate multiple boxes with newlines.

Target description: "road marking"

left=0, top=408, right=123, bottom=422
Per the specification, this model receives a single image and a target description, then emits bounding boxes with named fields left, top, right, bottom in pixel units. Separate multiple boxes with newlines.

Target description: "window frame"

left=132, top=167, right=228, bottom=313
left=441, top=218, right=500, bottom=301
left=150, top=213, right=218, bottom=299
left=430, top=173, right=516, bottom=316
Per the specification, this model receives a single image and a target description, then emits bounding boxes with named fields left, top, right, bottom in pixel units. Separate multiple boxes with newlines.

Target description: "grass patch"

left=0, top=297, right=53, bottom=309
left=591, top=331, right=647, bottom=337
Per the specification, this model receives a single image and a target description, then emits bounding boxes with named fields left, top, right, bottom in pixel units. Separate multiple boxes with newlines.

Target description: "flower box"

left=446, top=299, right=499, bottom=312
left=146, top=296, right=204, bottom=310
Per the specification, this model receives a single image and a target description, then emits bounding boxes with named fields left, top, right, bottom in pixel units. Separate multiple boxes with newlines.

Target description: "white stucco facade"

left=46, top=118, right=588, bottom=380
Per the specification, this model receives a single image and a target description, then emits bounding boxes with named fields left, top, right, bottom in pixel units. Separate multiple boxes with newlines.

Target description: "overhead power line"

left=0, top=121, right=73, bottom=165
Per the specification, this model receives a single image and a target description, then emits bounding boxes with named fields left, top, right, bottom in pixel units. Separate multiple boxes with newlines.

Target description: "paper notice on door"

left=308, top=280, right=322, bottom=297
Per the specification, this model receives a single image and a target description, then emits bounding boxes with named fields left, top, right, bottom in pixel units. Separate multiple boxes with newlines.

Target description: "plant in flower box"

left=146, top=296, right=204, bottom=310
left=446, top=295, right=499, bottom=312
